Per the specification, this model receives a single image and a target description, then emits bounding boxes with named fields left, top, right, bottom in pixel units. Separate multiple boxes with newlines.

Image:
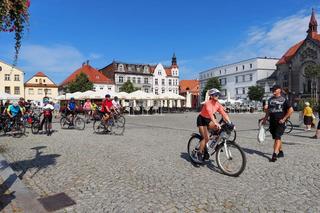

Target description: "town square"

left=1, top=0, right=320, bottom=212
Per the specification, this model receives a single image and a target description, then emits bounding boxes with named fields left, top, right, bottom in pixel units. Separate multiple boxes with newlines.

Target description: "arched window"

left=118, top=64, right=124, bottom=72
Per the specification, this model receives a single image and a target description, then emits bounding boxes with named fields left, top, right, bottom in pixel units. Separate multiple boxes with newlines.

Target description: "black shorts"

left=197, top=115, right=211, bottom=127
left=269, top=119, right=285, bottom=140
left=304, top=116, right=313, bottom=125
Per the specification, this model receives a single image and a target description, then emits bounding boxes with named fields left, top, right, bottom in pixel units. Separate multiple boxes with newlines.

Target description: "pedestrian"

left=54, top=102, right=60, bottom=118
left=303, top=102, right=313, bottom=131
left=260, top=85, right=294, bottom=162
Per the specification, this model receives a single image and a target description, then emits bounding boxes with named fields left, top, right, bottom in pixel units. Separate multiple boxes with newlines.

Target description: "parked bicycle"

left=60, top=113, right=85, bottom=130
left=187, top=123, right=246, bottom=177
left=31, top=110, right=53, bottom=136
left=0, top=115, right=25, bottom=138
left=93, top=113, right=125, bottom=135
left=261, top=118, right=293, bottom=134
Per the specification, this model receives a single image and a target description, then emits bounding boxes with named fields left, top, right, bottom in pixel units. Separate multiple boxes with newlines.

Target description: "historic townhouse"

left=0, top=60, right=24, bottom=97
left=24, top=72, right=58, bottom=101
left=199, top=57, right=278, bottom=101
left=99, top=54, right=179, bottom=94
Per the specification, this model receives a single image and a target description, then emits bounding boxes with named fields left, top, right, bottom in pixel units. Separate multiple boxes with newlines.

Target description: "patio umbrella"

left=0, top=92, right=19, bottom=101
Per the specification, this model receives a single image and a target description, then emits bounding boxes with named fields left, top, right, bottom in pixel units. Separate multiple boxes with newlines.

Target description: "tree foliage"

left=119, top=81, right=138, bottom=93
left=247, top=85, right=264, bottom=101
left=0, top=0, right=30, bottom=64
left=202, top=77, right=222, bottom=100
left=67, top=72, right=93, bottom=93
left=304, top=64, right=320, bottom=102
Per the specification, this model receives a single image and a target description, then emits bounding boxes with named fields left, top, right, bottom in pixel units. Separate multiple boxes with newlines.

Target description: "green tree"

left=67, top=72, right=93, bottom=93
left=0, top=0, right=30, bottom=63
left=119, top=81, right=138, bottom=93
left=247, top=85, right=264, bottom=101
left=304, top=64, right=320, bottom=102
left=202, top=77, right=221, bottom=100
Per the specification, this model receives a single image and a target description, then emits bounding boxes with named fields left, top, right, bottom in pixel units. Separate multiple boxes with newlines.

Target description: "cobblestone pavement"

left=1, top=112, right=320, bottom=212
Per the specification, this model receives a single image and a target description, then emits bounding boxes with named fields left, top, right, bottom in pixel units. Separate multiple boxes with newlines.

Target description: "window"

left=210, top=73, right=212, bottom=77
left=235, top=76, right=238, bottom=83
left=162, top=79, right=165, bottom=85
left=144, top=88, right=149, bottom=93
left=4, top=74, right=10, bottom=81
left=38, top=89, right=43, bottom=95
left=0, top=66, right=2, bottom=71
left=144, top=78, right=148, bottom=84
left=249, top=74, right=253, bottom=81
left=128, top=66, right=132, bottom=71
left=236, top=88, right=239, bottom=95
left=14, top=87, right=20, bottom=95
left=43, top=79, right=46, bottom=83
left=155, top=88, right=158, bottom=95
left=5, top=86, right=10, bottom=94
left=169, top=79, right=172, bottom=86
left=242, top=75, right=245, bottom=81
left=155, top=78, right=158, bottom=85
left=47, top=89, right=52, bottom=95
left=35, top=79, right=38, bottom=82
left=39, top=79, right=42, bottom=84
left=100, top=87, right=104, bottom=90
left=250, top=63, right=253, bottom=69
left=242, top=88, right=246, bottom=94
left=224, top=69, right=226, bottom=74
left=236, top=66, right=238, bottom=71
left=127, top=77, right=131, bottom=82
left=119, top=76, right=123, bottom=83
left=158, top=70, right=162, bottom=75
left=28, top=88, right=34, bottom=95
left=132, top=77, right=136, bottom=83
left=162, top=88, right=165, bottom=93
left=242, top=65, right=245, bottom=70
left=14, top=75, right=20, bottom=81
left=118, top=64, right=125, bottom=72
left=219, top=70, right=221, bottom=74
left=108, top=87, right=112, bottom=90
left=137, top=77, right=141, bottom=84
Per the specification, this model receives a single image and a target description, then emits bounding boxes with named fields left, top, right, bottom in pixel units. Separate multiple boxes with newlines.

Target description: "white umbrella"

left=79, top=90, right=95, bottom=100
left=186, top=92, right=192, bottom=108
left=127, top=90, right=149, bottom=100
left=117, top=92, right=129, bottom=99
left=0, top=92, right=19, bottom=101
left=177, top=100, right=181, bottom=108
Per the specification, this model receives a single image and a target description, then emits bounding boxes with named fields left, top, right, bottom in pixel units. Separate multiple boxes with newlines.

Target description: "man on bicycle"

left=197, top=88, right=231, bottom=162
left=7, top=101, right=23, bottom=120
left=39, top=98, right=54, bottom=133
left=101, top=94, right=113, bottom=123
left=66, top=97, right=77, bottom=125
left=112, top=96, right=121, bottom=114
left=261, top=85, right=293, bottom=162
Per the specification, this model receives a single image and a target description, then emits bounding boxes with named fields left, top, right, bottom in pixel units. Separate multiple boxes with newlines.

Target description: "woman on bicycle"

left=83, top=99, right=92, bottom=122
left=197, top=88, right=231, bottom=162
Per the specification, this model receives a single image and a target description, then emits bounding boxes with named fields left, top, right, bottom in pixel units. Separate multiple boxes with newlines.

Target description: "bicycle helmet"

left=105, top=94, right=111, bottom=98
left=208, top=88, right=221, bottom=96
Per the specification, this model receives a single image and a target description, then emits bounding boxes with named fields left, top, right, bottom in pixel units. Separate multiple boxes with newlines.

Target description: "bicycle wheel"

left=216, top=141, right=246, bottom=177
left=75, top=117, right=85, bottom=130
left=116, top=115, right=125, bottom=127
left=110, top=119, right=125, bottom=135
left=44, top=118, right=50, bottom=136
left=31, top=121, right=40, bottom=134
left=93, top=120, right=106, bottom=134
left=12, top=122, right=25, bottom=138
left=187, top=135, right=202, bottom=164
left=60, top=117, right=68, bottom=129
left=262, top=120, right=270, bottom=131
left=284, top=120, right=293, bottom=134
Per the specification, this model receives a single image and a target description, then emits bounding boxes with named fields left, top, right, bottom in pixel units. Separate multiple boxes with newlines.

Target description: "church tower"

left=171, top=53, right=177, bottom=67
left=307, top=8, right=318, bottom=38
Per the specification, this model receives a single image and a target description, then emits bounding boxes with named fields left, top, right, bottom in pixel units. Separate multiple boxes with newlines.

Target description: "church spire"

left=171, top=53, right=177, bottom=67
left=307, top=8, right=318, bottom=38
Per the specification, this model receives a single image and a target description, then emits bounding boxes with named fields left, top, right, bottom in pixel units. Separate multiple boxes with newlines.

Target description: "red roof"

left=165, top=68, right=172, bottom=76
left=61, top=64, right=113, bottom=86
left=277, top=40, right=305, bottom=65
left=35, top=72, right=46, bottom=77
left=179, top=80, right=199, bottom=94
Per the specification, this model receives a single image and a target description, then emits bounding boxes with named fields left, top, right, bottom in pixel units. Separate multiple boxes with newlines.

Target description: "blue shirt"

left=68, top=102, right=76, bottom=111
left=8, top=105, right=21, bottom=117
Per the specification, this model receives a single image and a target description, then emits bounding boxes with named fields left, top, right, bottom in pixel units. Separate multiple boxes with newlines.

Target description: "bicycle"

left=261, top=118, right=293, bottom=134
left=0, top=115, right=26, bottom=138
left=93, top=112, right=125, bottom=135
left=187, top=123, right=246, bottom=177
left=60, top=113, right=85, bottom=130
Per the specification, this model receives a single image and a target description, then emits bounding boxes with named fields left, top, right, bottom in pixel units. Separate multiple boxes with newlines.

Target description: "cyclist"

left=83, top=99, right=92, bottom=122
left=7, top=101, right=24, bottom=125
left=101, top=94, right=113, bottom=123
left=197, top=88, right=231, bottom=162
left=66, top=97, right=77, bottom=125
left=112, top=96, right=121, bottom=114
left=261, top=85, right=293, bottom=162
left=39, top=98, right=54, bottom=133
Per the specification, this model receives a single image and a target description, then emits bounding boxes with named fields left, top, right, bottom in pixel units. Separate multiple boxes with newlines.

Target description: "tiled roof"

left=179, top=80, right=199, bottom=94
left=61, top=64, right=113, bottom=86
left=35, top=72, right=46, bottom=77
left=277, top=40, right=305, bottom=65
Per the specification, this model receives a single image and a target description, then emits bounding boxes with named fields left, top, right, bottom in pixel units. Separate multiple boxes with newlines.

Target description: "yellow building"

left=0, top=60, right=24, bottom=98
left=24, top=72, right=58, bottom=101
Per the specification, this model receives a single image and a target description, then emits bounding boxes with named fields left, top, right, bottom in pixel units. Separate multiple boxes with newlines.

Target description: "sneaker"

left=277, top=150, right=284, bottom=158
left=197, top=152, right=204, bottom=163
left=270, top=153, right=277, bottom=162
left=204, top=150, right=210, bottom=160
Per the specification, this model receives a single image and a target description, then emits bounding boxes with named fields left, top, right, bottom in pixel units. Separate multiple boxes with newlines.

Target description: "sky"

left=0, top=0, right=320, bottom=84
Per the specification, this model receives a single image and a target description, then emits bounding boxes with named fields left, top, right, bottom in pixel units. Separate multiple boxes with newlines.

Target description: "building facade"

left=0, top=60, right=24, bottom=97
left=199, top=57, right=278, bottom=101
left=275, top=9, right=320, bottom=102
left=99, top=54, right=179, bottom=94
left=179, top=80, right=200, bottom=108
left=24, top=72, right=58, bottom=101
left=60, top=62, right=115, bottom=94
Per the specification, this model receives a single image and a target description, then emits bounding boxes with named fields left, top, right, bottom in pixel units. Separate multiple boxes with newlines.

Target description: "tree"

left=67, top=72, right=93, bottom=93
left=119, top=81, right=138, bottom=93
left=202, top=77, right=221, bottom=100
left=0, top=0, right=30, bottom=64
left=247, top=85, right=264, bottom=101
left=304, top=64, right=320, bottom=102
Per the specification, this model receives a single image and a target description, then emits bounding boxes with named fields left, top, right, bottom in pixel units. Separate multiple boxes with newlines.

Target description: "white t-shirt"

left=112, top=100, right=121, bottom=109
left=43, top=104, right=54, bottom=110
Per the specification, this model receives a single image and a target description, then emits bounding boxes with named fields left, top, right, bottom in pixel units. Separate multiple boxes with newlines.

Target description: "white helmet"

left=208, top=88, right=221, bottom=96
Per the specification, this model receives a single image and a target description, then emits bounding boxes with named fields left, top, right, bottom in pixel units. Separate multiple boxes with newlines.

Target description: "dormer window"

left=158, top=70, right=161, bottom=75
left=144, top=66, right=149, bottom=73
left=118, top=64, right=125, bottom=72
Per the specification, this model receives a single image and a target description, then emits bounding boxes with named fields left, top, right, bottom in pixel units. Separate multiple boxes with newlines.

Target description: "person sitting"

left=100, top=94, right=113, bottom=124
left=66, top=97, right=77, bottom=125
left=7, top=101, right=23, bottom=122
left=39, top=99, right=54, bottom=133
left=112, top=96, right=122, bottom=114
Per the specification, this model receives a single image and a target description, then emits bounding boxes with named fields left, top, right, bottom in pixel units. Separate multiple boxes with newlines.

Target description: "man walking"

left=261, top=85, right=293, bottom=162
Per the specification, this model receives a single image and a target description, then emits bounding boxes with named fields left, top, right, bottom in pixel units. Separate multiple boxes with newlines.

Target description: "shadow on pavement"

left=180, top=152, right=200, bottom=168
left=242, top=147, right=271, bottom=160
left=0, top=174, right=17, bottom=211
left=9, top=146, right=60, bottom=179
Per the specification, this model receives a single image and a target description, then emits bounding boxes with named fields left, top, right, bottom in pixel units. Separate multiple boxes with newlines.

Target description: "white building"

left=0, top=60, right=24, bottom=98
left=199, top=57, right=279, bottom=101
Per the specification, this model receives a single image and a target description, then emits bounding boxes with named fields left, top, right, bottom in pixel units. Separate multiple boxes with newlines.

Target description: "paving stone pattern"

left=1, top=112, right=320, bottom=212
